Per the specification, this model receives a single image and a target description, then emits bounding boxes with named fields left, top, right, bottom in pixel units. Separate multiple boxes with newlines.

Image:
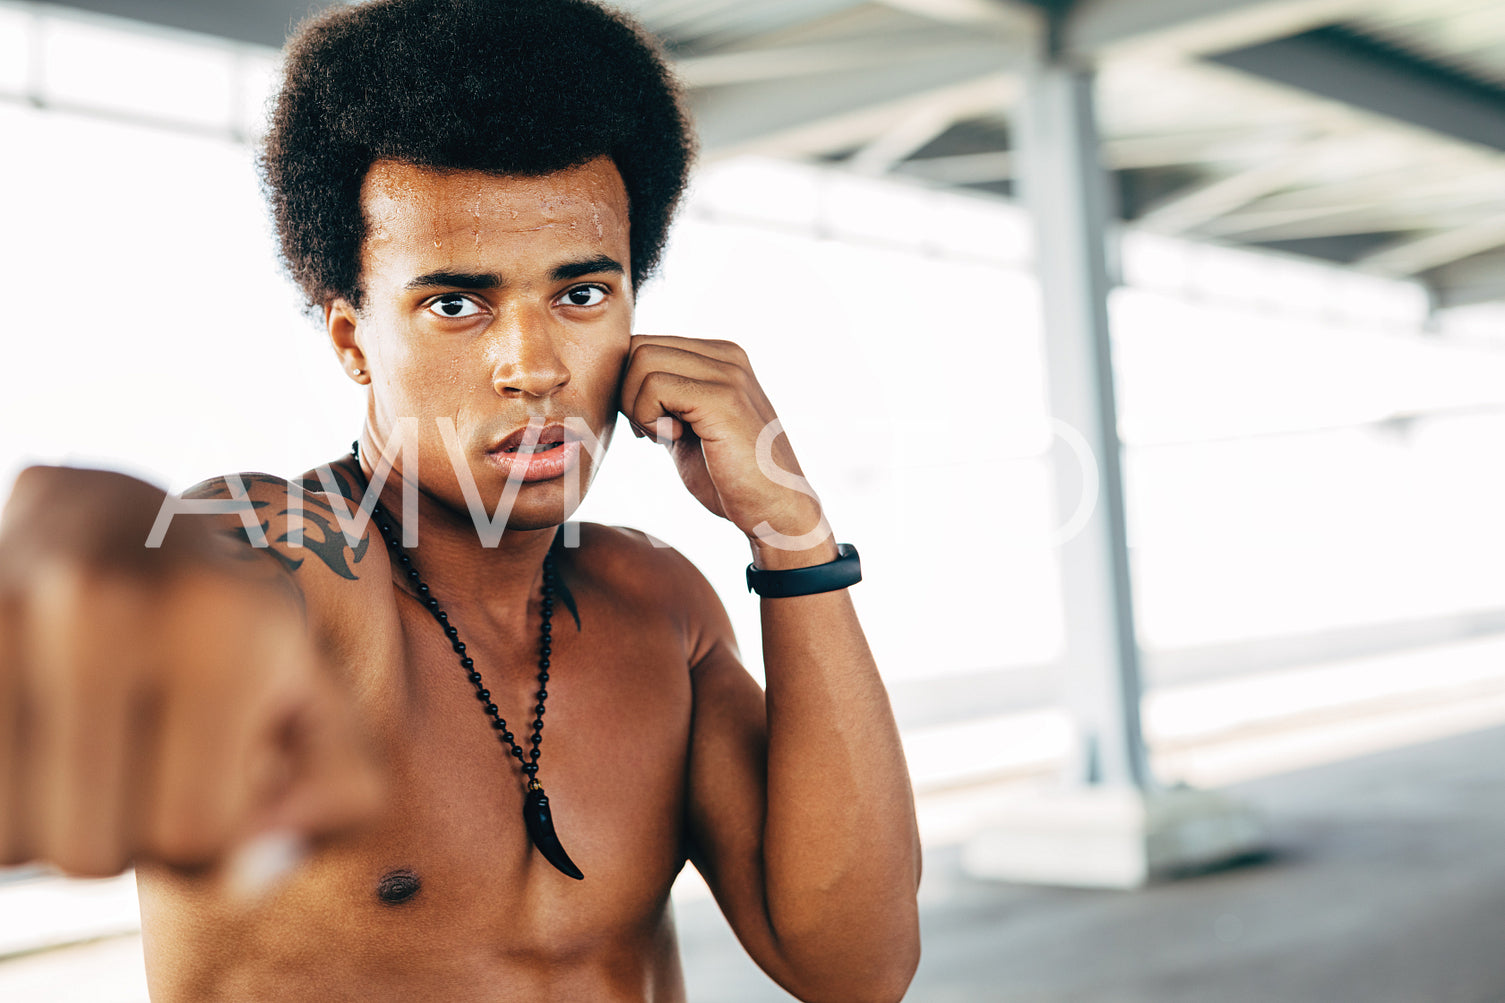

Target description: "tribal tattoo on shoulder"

left=185, top=468, right=370, bottom=581
left=186, top=465, right=584, bottom=631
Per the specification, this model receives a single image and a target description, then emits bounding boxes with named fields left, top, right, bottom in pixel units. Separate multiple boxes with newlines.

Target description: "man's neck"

left=345, top=451, right=561, bottom=622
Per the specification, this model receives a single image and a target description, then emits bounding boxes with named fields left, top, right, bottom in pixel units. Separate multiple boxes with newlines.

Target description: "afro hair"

left=261, top=0, right=696, bottom=309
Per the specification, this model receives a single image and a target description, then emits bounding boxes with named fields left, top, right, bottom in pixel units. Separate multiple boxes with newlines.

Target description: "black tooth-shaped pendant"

left=523, top=786, right=584, bottom=880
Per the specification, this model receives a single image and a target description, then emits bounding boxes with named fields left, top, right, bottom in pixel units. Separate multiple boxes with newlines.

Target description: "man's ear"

left=326, top=298, right=370, bottom=385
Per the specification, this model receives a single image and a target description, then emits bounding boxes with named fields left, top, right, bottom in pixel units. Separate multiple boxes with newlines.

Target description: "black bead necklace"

left=351, top=445, right=584, bottom=880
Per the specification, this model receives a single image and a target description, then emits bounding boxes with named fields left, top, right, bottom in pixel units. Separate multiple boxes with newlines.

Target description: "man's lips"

left=492, top=422, right=573, bottom=454
left=484, top=422, right=583, bottom=483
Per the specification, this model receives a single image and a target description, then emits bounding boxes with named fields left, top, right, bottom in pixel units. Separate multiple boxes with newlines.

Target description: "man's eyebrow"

left=405, top=271, right=501, bottom=291
left=551, top=255, right=624, bottom=282
left=403, top=257, right=623, bottom=291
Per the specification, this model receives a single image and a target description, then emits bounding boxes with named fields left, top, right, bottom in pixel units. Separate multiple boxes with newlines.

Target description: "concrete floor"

left=6, top=723, right=1505, bottom=1001
left=678, top=724, right=1505, bottom=1002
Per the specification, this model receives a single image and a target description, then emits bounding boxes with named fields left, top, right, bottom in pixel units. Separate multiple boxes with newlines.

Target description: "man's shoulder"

left=182, top=458, right=349, bottom=508
left=565, top=522, right=725, bottom=615
left=566, top=523, right=737, bottom=667
left=570, top=521, right=671, bottom=558
left=184, top=470, right=292, bottom=501
left=182, top=461, right=385, bottom=587
left=567, top=521, right=690, bottom=580
left=185, top=456, right=362, bottom=504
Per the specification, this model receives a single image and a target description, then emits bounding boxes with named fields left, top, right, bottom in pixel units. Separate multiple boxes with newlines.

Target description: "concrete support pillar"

left=1018, top=59, right=1149, bottom=791
left=963, top=55, right=1264, bottom=889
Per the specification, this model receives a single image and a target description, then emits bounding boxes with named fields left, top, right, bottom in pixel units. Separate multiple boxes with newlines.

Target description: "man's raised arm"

left=618, top=334, right=922, bottom=1002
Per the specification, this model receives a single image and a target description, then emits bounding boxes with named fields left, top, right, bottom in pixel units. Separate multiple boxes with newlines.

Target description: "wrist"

left=746, top=542, right=861, bottom=597
left=748, top=535, right=840, bottom=572
left=744, top=496, right=834, bottom=571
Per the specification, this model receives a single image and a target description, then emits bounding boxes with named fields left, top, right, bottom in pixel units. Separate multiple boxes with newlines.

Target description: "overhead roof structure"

left=34, top=0, right=1505, bottom=309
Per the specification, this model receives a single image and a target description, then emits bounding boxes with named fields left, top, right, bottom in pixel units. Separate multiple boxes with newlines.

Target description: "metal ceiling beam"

left=1131, top=140, right=1342, bottom=234
left=1429, top=248, right=1505, bottom=310
left=1210, top=207, right=1490, bottom=243
left=891, top=125, right=1321, bottom=185
left=1358, top=210, right=1505, bottom=277
left=615, top=0, right=868, bottom=49
left=1100, top=126, right=1311, bottom=169
left=1198, top=155, right=1505, bottom=238
left=847, top=103, right=972, bottom=176
left=1208, top=27, right=1505, bottom=153
left=1064, top=0, right=1369, bottom=58
left=1209, top=157, right=1484, bottom=215
left=870, top=0, right=1040, bottom=31
left=688, top=47, right=1019, bottom=158
left=35, top=0, right=328, bottom=48
left=1206, top=188, right=1505, bottom=241
left=675, top=33, right=973, bottom=88
left=895, top=150, right=1015, bottom=184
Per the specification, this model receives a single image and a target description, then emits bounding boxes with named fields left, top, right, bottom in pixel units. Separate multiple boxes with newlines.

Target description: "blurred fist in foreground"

left=0, top=466, right=381, bottom=885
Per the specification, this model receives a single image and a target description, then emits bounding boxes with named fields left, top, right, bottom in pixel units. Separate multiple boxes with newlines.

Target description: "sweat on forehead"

left=357, top=158, right=631, bottom=267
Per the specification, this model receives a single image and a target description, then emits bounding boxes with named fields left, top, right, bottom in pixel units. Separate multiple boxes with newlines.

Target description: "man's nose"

left=490, top=306, right=570, bottom=399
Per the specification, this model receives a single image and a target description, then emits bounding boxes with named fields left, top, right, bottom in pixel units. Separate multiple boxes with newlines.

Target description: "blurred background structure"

left=3, top=0, right=1505, bottom=999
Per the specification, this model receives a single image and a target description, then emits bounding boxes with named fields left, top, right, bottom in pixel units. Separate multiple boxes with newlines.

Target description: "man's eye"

left=428, top=295, right=480, bottom=318
left=559, top=285, right=606, bottom=308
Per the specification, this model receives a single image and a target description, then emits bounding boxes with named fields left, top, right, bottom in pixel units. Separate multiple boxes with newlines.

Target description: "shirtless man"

left=0, top=0, right=922, bottom=999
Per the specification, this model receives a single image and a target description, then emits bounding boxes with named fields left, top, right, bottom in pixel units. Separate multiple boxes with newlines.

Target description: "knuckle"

left=35, top=562, right=139, bottom=620
left=714, top=339, right=748, bottom=361
left=54, top=840, right=129, bottom=879
left=638, top=370, right=673, bottom=394
left=711, top=371, right=747, bottom=398
left=0, top=822, right=35, bottom=871
left=0, top=593, right=19, bottom=641
left=45, top=814, right=129, bottom=877
left=29, top=556, right=89, bottom=598
left=633, top=346, right=673, bottom=372
left=149, top=816, right=221, bottom=869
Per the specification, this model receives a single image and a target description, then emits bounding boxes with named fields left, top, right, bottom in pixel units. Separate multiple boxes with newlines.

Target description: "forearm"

left=756, top=542, right=922, bottom=999
left=620, top=334, right=921, bottom=996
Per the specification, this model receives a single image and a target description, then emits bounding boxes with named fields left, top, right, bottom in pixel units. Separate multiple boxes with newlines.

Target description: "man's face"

left=332, top=156, right=633, bottom=530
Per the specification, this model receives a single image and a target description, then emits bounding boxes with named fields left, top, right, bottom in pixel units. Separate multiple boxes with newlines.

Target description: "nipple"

left=375, top=868, right=422, bottom=906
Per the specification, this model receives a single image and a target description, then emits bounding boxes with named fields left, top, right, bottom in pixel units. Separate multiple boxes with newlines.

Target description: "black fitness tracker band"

left=745, top=543, right=861, bottom=598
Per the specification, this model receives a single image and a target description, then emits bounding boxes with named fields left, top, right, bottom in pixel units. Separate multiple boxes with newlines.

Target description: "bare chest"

left=140, top=581, right=696, bottom=1000
left=336, top=587, right=694, bottom=934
